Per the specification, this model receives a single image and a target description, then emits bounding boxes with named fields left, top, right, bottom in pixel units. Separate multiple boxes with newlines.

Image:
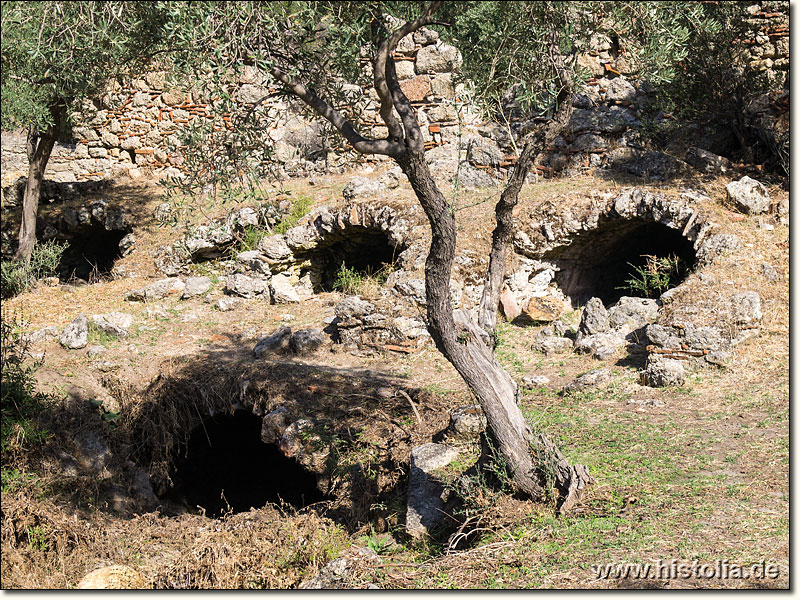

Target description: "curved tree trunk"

left=15, top=128, right=57, bottom=265
left=398, top=153, right=592, bottom=510
left=273, top=2, right=593, bottom=512
left=397, top=153, right=545, bottom=496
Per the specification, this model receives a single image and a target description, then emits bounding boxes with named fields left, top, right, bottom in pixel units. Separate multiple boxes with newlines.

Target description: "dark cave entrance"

left=543, top=219, right=697, bottom=306
left=167, top=411, right=325, bottom=518
left=303, top=226, right=401, bottom=292
left=56, top=224, right=127, bottom=281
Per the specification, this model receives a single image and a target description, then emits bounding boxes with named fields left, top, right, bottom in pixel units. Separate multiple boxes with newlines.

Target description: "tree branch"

left=269, top=66, right=404, bottom=158
left=477, top=34, right=574, bottom=334
left=375, top=1, right=443, bottom=155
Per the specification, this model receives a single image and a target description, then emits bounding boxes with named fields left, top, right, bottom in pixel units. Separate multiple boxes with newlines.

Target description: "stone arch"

left=275, top=202, right=413, bottom=292
left=511, top=189, right=716, bottom=308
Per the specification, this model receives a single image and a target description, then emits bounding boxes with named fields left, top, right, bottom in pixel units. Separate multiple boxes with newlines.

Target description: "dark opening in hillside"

left=167, top=411, right=325, bottom=518
left=543, top=219, right=696, bottom=306
left=303, top=227, right=400, bottom=291
left=57, top=224, right=126, bottom=281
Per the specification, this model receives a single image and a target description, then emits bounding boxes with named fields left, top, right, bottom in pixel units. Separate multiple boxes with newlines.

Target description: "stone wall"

left=1, top=26, right=475, bottom=189
left=0, top=2, right=788, bottom=189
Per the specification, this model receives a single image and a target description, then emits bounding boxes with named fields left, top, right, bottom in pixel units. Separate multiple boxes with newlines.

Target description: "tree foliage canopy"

left=1, top=1, right=168, bottom=133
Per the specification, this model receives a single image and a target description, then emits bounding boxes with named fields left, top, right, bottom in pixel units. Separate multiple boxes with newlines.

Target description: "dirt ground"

left=1, top=168, right=788, bottom=588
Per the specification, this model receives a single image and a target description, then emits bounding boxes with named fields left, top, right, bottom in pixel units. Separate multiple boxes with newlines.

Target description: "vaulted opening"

left=543, top=219, right=696, bottom=306
left=166, top=410, right=325, bottom=518
left=300, top=226, right=401, bottom=292
left=56, top=223, right=127, bottom=282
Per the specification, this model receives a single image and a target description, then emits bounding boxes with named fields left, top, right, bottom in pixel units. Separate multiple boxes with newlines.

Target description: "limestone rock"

left=563, top=368, right=612, bottom=393
left=685, top=147, right=731, bottom=175
left=261, top=406, right=290, bottom=444
left=253, top=326, right=293, bottom=357
left=607, top=296, right=660, bottom=337
left=448, top=405, right=487, bottom=439
left=77, top=565, right=147, bottom=589
left=415, top=42, right=462, bottom=74
left=641, top=356, right=685, bottom=387
left=236, top=251, right=271, bottom=276
left=126, top=278, right=185, bottom=302
left=579, top=298, right=610, bottom=336
left=392, top=316, right=430, bottom=339
left=335, top=296, right=375, bottom=321
left=696, top=234, right=741, bottom=266
left=522, top=296, right=565, bottom=323
left=406, top=443, right=459, bottom=538
left=181, top=276, right=212, bottom=299
left=342, top=176, right=383, bottom=200
left=532, top=334, right=574, bottom=355
left=215, top=297, right=241, bottom=312
left=521, top=374, right=551, bottom=388
left=499, top=287, right=521, bottom=321
left=60, top=315, right=89, bottom=349
left=225, top=273, right=269, bottom=299
left=731, top=291, right=762, bottom=327
left=90, top=312, right=134, bottom=338
left=726, top=176, right=770, bottom=214
left=279, top=419, right=328, bottom=472
left=86, top=345, right=106, bottom=358
left=605, top=77, right=636, bottom=104
left=258, top=235, right=293, bottom=261
left=270, top=273, right=300, bottom=303
left=574, top=332, right=625, bottom=360
left=290, top=328, right=325, bottom=355
left=23, top=325, right=59, bottom=345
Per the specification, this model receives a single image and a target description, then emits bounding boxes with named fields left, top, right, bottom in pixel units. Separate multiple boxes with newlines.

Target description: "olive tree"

left=164, top=0, right=706, bottom=510
left=1, top=2, right=168, bottom=263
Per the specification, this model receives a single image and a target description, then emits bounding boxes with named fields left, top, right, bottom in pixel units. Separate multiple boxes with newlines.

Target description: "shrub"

left=272, top=196, right=314, bottom=235
left=332, top=262, right=394, bottom=296
left=1, top=316, right=51, bottom=456
left=619, top=253, right=684, bottom=298
left=0, top=240, right=66, bottom=299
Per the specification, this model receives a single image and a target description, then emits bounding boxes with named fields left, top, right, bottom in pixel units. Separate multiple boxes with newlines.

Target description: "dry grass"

left=1, top=167, right=789, bottom=588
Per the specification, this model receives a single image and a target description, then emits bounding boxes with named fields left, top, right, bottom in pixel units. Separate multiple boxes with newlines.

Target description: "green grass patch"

left=273, top=195, right=314, bottom=234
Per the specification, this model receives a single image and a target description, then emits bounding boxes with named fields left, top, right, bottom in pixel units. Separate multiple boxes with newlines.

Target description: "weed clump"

left=619, top=253, right=685, bottom=299
left=1, top=318, right=51, bottom=454
left=0, top=240, right=66, bottom=299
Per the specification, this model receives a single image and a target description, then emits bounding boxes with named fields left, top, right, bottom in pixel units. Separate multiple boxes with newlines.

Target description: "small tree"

left=166, top=0, right=706, bottom=511
left=1, top=2, right=168, bottom=264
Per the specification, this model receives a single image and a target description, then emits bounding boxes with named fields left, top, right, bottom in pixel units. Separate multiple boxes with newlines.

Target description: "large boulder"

left=225, top=273, right=269, bottom=299
left=270, top=273, right=301, bottom=303
left=641, top=356, right=685, bottom=387
left=90, top=312, right=134, bottom=338
left=126, top=278, right=186, bottom=302
left=578, top=298, right=610, bottom=336
left=607, top=296, right=660, bottom=338
left=290, top=328, right=326, bottom=355
left=253, top=327, right=293, bottom=357
left=726, top=176, right=770, bottom=214
left=60, top=315, right=89, bottom=349
left=181, top=276, right=212, bottom=299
